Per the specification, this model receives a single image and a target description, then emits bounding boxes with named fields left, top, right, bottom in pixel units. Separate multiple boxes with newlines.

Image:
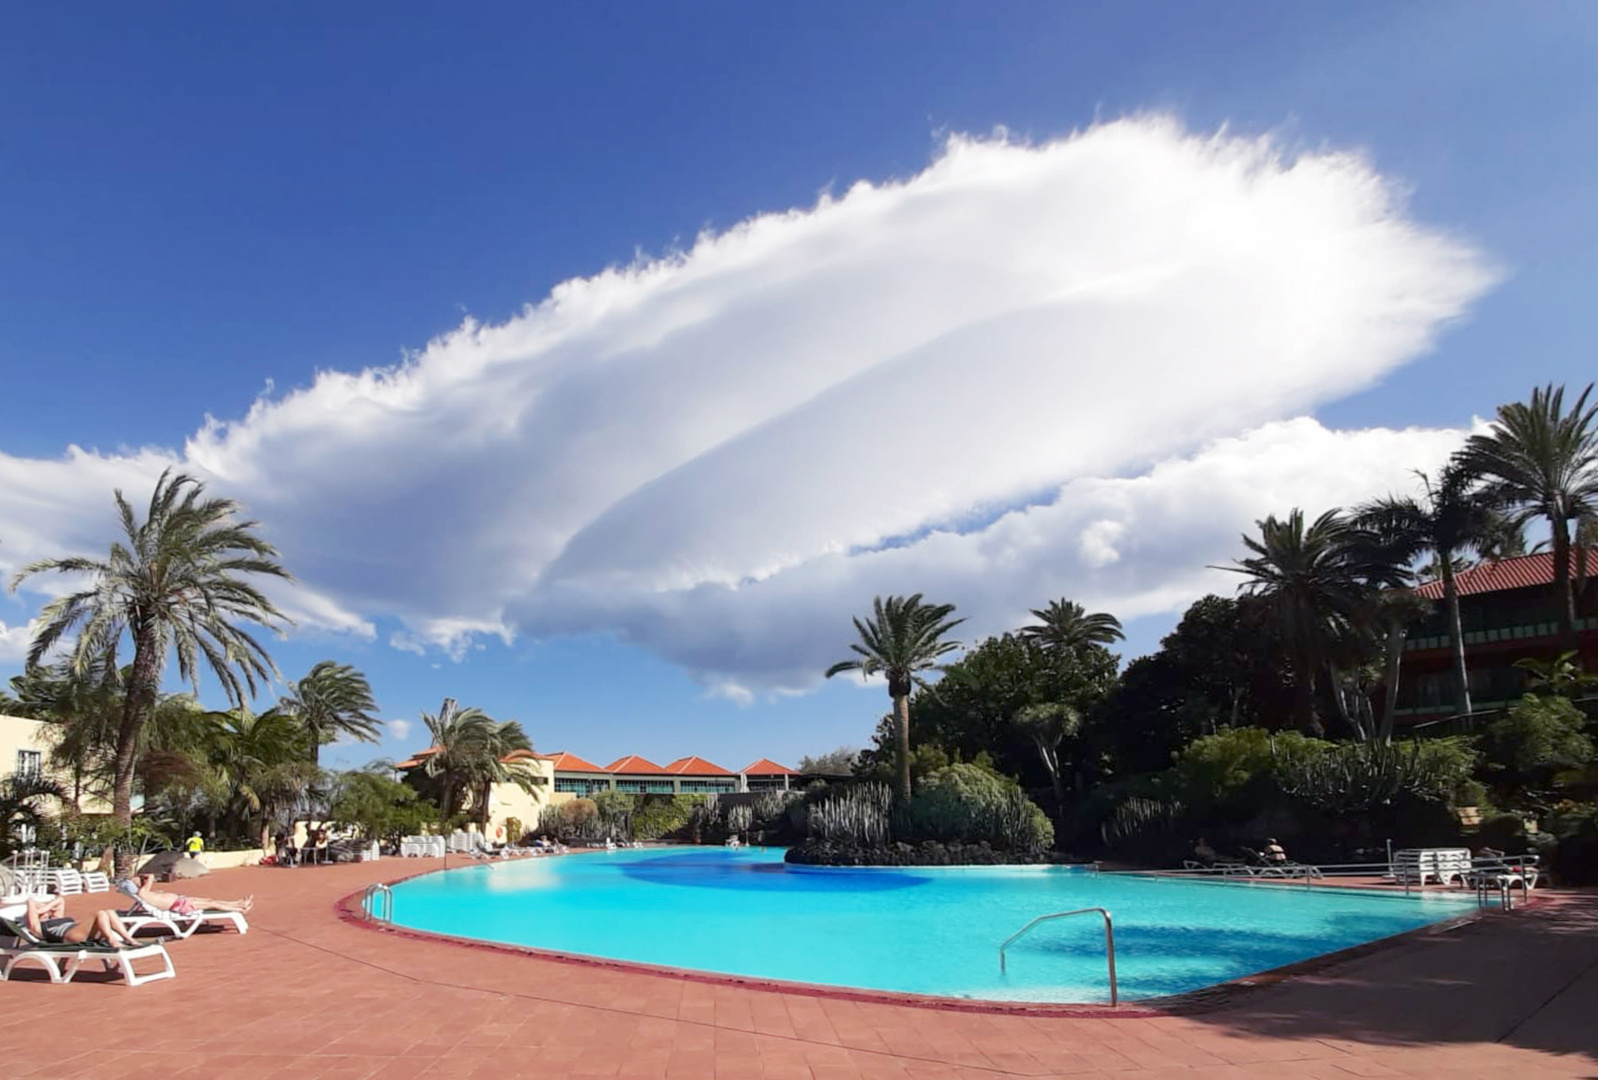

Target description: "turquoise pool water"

left=383, top=847, right=1479, bottom=1003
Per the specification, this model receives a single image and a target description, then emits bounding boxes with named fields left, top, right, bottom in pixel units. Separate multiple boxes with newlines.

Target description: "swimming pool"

left=382, top=847, right=1479, bottom=1003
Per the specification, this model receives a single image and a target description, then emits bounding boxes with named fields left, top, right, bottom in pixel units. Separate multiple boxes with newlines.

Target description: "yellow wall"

left=0, top=711, right=112, bottom=814
left=475, top=757, right=556, bottom=842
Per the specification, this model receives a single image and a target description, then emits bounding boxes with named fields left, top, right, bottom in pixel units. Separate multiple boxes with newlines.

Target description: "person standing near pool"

left=185, top=832, right=205, bottom=857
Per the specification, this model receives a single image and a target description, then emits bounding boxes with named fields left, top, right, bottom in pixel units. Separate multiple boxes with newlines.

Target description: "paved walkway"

left=3, top=858, right=1596, bottom=1079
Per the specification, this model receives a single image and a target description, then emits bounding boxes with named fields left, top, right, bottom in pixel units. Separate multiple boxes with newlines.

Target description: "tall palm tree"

left=1459, top=383, right=1598, bottom=648
left=824, top=594, right=964, bottom=802
left=417, top=698, right=537, bottom=824
left=1354, top=463, right=1520, bottom=720
left=1221, top=510, right=1381, bottom=736
left=1370, top=588, right=1435, bottom=743
left=270, top=661, right=381, bottom=765
left=1018, top=599, right=1124, bottom=654
left=10, top=470, right=290, bottom=856
left=467, top=719, right=538, bottom=831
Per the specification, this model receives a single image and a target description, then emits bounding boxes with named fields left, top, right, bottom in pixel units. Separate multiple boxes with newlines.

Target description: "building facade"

left=1390, top=551, right=1598, bottom=726
left=0, top=712, right=112, bottom=812
left=399, top=745, right=804, bottom=830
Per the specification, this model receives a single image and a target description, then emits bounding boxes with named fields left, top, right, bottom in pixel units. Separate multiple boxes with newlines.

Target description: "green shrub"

left=1479, top=695, right=1596, bottom=812
left=1275, top=738, right=1478, bottom=814
left=1170, top=728, right=1326, bottom=811
left=632, top=794, right=705, bottom=840
left=593, top=790, right=635, bottom=840
left=907, top=764, right=1054, bottom=852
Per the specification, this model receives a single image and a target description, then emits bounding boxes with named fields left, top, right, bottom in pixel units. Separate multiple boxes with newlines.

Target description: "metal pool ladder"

left=363, top=883, right=393, bottom=922
left=999, top=907, right=1118, bottom=1006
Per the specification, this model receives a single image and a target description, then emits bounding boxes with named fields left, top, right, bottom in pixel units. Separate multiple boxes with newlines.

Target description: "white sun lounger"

left=119, top=898, right=249, bottom=937
left=0, top=915, right=175, bottom=987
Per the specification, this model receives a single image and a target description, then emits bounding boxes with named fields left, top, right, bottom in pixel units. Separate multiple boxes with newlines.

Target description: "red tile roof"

left=606, top=754, right=669, bottom=774
left=741, top=758, right=798, bottom=776
left=394, top=746, right=440, bottom=769
left=1414, top=550, right=1596, bottom=600
left=544, top=751, right=611, bottom=774
left=664, top=755, right=735, bottom=777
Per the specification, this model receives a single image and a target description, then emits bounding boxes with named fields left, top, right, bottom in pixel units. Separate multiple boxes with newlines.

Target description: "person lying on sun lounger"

left=22, top=895, right=142, bottom=947
left=120, top=874, right=254, bottom=915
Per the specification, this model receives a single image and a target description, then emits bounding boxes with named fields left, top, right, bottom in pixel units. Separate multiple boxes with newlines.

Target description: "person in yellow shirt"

left=185, top=833, right=205, bottom=857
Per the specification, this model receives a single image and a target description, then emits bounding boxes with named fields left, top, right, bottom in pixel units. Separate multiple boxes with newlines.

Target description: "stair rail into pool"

left=999, top=907, right=1118, bottom=1006
left=363, top=882, right=393, bottom=922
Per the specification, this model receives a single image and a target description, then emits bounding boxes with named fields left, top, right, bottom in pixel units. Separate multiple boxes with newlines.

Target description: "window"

left=554, top=776, right=611, bottom=795
left=615, top=779, right=675, bottom=794
left=15, top=749, right=42, bottom=778
left=678, top=778, right=736, bottom=794
left=747, top=777, right=789, bottom=791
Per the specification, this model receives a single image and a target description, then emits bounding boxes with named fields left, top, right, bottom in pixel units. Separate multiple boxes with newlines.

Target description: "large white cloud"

left=0, top=117, right=1496, bottom=694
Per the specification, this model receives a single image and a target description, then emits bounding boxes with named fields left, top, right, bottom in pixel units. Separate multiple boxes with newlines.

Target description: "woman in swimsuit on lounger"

left=22, top=896, right=142, bottom=947
left=125, top=874, right=254, bottom=915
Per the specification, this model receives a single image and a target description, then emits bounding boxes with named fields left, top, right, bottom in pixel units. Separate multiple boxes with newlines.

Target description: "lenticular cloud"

left=0, top=117, right=1496, bottom=688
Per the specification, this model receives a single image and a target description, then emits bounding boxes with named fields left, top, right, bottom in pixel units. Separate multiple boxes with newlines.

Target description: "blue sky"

left=1, top=3, right=1594, bottom=771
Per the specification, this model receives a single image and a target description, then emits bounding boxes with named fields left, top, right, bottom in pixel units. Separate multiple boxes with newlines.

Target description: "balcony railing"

left=1403, top=615, right=1598, bottom=652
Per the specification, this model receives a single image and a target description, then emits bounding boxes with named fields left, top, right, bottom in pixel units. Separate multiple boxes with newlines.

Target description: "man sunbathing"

left=22, top=895, right=142, bottom=947
left=122, top=874, right=254, bottom=915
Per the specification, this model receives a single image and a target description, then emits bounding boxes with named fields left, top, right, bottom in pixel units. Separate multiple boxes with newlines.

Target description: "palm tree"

left=824, top=595, right=964, bottom=802
left=10, top=470, right=291, bottom=859
left=1018, top=599, right=1124, bottom=654
left=1221, top=510, right=1382, bottom=736
left=1459, top=383, right=1598, bottom=648
left=270, top=661, right=381, bottom=766
left=1371, top=588, right=1435, bottom=742
left=417, top=698, right=538, bottom=825
left=202, top=708, right=318, bottom=849
left=0, top=772, right=69, bottom=858
left=466, top=719, right=539, bottom=831
left=1354, top=463, right=1519, bottom=720
left=1011, top=701, right=1082, bottom=822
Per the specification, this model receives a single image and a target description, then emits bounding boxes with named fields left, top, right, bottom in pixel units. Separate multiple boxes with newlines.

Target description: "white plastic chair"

left=47, top=869, right=84, bottom=896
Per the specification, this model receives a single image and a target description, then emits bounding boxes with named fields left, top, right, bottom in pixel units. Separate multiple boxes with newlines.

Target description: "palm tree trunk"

left=1441, top=556, right=1473, bottom=718
left=1552, top=515, right=1577, bottom=648
left=1293, top=665, right=1322, bottom=737
left=892, top=693, right=912, bottom=803
left=1326, top=662, right=1367, bottom=741
left=1380, top=619, right=1406, bottom=744
left=111, top=627, right=160, bottom=875
left=1034, top=735, right=1065, bottom=827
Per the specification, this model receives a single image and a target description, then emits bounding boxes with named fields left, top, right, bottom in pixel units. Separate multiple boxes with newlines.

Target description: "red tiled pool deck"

left=4, top=858, right=1597, bottom=1079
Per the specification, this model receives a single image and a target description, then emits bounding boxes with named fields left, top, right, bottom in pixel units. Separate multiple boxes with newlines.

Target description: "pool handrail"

left=998, top=906, right=1118, bottom=1006
left=363, top=882, right=393, bottom=922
